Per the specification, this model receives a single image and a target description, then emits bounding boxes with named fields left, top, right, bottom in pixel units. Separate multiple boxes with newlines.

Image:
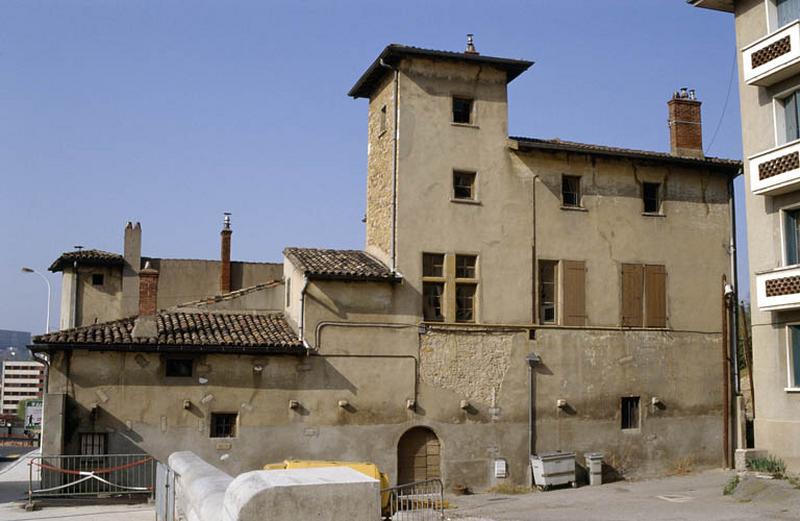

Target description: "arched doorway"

left=397, top=427, right=441, bottom=484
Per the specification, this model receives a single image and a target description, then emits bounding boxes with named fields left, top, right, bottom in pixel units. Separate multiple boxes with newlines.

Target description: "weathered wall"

left=365, top=73, right=395, bottom=264
left=73, top=265, right=122, bottom=327
left=735, top=0, right=800, bottom=471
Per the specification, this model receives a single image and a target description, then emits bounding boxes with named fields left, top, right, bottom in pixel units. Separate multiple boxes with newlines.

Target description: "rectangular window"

left=423, top=282, right=444, bottom=321
left=452, top=97, right=473, bottom=124
left=622, top=264, right=667, bottom=328
left=80, top=433, right=107, bottom=455
left=423, top=253, right=445, bottom=278
left=778, top=0, right=800, bottom=28
left=561, top=175, right=581, bottom=207
left=455, top=255, right=477, bottom=279
left=539, top=260, right=558, bottom=324
left=380, top=105, right=387, bottom=134
left=210, top=413, right=238, bottom=438
left=786, top=209, right=800, bottom=265
left=642, top=182, right=661, bottom=214
left=91, top=273, right=104, bottom=286
left=285, top=278, right=291, bottom=307
left=789, top=326, right=800, bottom=388
left=621, top=264, right=644, bottom=327
left=453, top=171, right=476, bottom=200
left=784, top=90, right=800, bottom=143
left=621, top=397, right=640, bottom=430
left=455, top=284, right=476, bottom=323
left=165, top=358, right=193, bottom=378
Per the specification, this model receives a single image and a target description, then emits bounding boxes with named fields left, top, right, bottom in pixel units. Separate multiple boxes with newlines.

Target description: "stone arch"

left=397, top=426, right=441, bottom=484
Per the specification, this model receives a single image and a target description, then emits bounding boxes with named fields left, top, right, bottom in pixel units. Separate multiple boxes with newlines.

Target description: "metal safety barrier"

left=27, top=454, right=155, bottom=502
left=155, top=460, right=176, bottom=521
left=382, top=478, right=444, bottom=521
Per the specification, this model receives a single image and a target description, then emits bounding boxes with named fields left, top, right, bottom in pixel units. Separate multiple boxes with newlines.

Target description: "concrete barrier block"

left=222, top=467, right=380, bottom=521
left=169, top=451, right=233, bottom=521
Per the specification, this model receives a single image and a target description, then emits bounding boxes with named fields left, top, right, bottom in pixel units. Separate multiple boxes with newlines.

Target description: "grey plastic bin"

left=530, top=451, right=577, bottom=490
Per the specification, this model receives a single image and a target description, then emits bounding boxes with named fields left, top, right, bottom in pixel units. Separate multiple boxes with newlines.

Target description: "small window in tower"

left=621, top=396, right=640, bottom=430
left=562, top=175, right=582, bottom=208
left=453, top=171, right=476, bottom=200
left=380, top=105, right=387, bottom=134
left=452, top=97, right=473, bottom=124
left=92, top=273, right=104, bottom=286
left=643, top=182, right=661, bottom=214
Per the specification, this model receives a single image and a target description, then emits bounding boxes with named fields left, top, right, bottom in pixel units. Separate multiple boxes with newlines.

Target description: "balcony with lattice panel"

left=749, top=139, right=800, bottom=196
left=757, top=265, right=800, bottom=311
left=743, top=21, right=800, bottom=87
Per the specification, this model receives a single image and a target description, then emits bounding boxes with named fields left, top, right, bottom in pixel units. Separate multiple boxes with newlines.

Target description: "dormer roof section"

left=348, top=44, right=534, bottom=99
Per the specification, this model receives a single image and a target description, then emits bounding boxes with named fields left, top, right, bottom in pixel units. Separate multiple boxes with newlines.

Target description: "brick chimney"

left=132, top=261, right=158, bottom=338
left=668, top=88, right=703, bottom=158
left=220, top=213, right=232, bottom=293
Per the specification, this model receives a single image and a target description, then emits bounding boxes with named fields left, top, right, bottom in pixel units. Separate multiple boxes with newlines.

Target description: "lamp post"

left=21, top=267, right=51, bottom=334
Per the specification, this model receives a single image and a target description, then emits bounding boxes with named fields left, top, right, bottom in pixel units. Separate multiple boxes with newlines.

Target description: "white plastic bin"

left=530, top=451, right=576, bottom=490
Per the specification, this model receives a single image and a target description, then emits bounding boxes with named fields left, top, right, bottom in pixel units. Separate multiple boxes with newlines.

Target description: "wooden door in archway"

left=397, top=427, right=441, bottom=484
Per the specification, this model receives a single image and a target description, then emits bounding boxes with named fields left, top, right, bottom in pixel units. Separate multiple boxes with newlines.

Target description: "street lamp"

left=21, top=267, right=51, bottom=334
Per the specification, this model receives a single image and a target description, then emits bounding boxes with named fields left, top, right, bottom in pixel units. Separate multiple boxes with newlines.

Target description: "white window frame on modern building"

left=772, top=84, right=800, bottom=146
left=767, top=0, right=800, bottom=33
left=784, top=323, right=800, bottom=391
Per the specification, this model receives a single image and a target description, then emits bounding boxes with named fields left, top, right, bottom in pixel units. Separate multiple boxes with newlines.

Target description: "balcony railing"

left=756, top=265, right=800, bottom=311
left=743, top=21, right=800, bottom=87
left=749, top=138, right=800, bottom=195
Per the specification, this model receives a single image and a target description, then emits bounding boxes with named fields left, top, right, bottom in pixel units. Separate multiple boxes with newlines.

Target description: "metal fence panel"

left=382, top=479, right=444, bottom=521
left=28, top=454, right=155, bottom=501
left=155, top=461, right=175, bottom=521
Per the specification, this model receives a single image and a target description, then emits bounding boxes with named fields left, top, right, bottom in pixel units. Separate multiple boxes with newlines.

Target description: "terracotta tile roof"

left=284, top=247, right=399, bottom=282
left=32, top=311, right=304, bottom=353
left=349, top=44, right=533, bottom=99
left=511, top=137, right=742, bottom=171
left=49, top=249, right=125, bottom=272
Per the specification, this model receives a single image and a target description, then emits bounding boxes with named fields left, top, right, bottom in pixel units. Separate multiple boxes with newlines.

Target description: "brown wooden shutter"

left=621, top=264, right=643, bottom=327
left=644, top=264, right=667, bottom=328
left=563, top=260, right=586, bottom=326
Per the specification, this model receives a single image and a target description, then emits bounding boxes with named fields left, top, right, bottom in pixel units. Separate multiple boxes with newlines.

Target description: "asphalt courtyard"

left=447, top=469, right=800, bottom=521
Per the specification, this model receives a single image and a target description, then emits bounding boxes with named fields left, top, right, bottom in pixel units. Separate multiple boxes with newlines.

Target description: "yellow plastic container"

left=263, top=459, right=390, bottom=510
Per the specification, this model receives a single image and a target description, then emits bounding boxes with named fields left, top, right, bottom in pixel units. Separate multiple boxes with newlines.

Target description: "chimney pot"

left=668, top=88, right=703, bottom=158
left=465, top=33, right=478, bottom=55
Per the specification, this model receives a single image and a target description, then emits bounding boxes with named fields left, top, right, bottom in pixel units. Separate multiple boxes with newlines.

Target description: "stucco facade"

left=692, top=0, right=800, bottom=472
left=35, top=43, right=739, bottom=490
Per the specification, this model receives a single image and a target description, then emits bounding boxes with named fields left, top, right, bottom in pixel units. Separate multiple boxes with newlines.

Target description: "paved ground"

left=0, top=446, right=30, bottom=473
left=0, top=502, right=154, bottom=521
left=447, top=470, right=800, bottom=521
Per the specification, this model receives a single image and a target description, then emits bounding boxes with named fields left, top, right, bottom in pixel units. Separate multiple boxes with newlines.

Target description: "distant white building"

left=1, top=360, right=44, bottom=415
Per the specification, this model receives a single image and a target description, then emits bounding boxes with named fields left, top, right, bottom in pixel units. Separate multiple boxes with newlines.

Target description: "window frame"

left=773, top=85, right=800, bottom=147
left=91, top=273, right=105, bottom=286
left=452, top=170, right=477, bottom=201
left=452, top=96, right=474, bottom=125
left=642, top=182, right=662, bottom=215
left=768, top=0, right=800, bottom=32
left=785, top=324, right=800, bottom=391
left=561, top=175, right=582, bottom=208
left=80, top=432, right=108, bottom=456
left=781, top=204, right=800, bottom=266
left=421, top=252, right=479, bottom=323
left=454, top=254, right=479, bottom=323
left=210, top=412, right=238, bottom=439
left=165, top=358, right=194, bottom=379
left=538, top=260, right=559, bottom=325
left=620, top=396, right=641, bottom=431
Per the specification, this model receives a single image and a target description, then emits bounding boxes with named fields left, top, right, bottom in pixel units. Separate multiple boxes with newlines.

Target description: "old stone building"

left=691, top=0, right=800, bottom=472
left=33, top=42, right=740, bottom=489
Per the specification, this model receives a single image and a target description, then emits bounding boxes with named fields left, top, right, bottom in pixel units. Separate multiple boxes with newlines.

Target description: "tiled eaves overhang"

left=28, top=342, right=305, bottom=356
left=511, top=137, right=742, bottom=174
left=48, top=249, right=125, bottom=272
left=284, top=247, right=402, bottom=283
left=348, top=44, right=534, bottom=99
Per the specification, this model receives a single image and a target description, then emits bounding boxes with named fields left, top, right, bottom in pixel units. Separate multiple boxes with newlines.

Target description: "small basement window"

left=621, top=396, right=640, bottom=430
left=643, top=182, right=661, bottom=213
left=562, top=175, right=581, bottom=207
left=165, top=358, right=193, bottom=378
left=452, top=97, right=473, bottom=124
left=453, top=171, right=476, bottom=200
left=210, top=413, right=238, bottom=438
left=92, top=273, right=104, bottom=286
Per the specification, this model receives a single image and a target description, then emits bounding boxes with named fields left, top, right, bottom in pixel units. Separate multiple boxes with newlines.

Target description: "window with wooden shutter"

left=621, top=264, right=643, bottom=327
left=563, top=260, right=586, bottom=326
left=644, top=264, right=667, bottom=328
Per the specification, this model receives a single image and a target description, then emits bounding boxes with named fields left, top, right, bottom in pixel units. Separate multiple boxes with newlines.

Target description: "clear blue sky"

left=0, top=1, right=743, bottom=335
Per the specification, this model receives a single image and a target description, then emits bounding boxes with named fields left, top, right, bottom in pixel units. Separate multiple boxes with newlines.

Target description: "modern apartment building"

left=691, top=0, right=800, bottom=471
left=0, top=360, right=44, bottom=416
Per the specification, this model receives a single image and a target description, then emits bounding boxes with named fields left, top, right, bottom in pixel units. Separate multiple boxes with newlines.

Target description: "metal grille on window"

left=210, top=413, right=237, bottom=438
left=80, top=433, right=107, bottom=455
left=562, top=176, right=581, bottom=207
left=621, top=397, right=640, bottom=430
